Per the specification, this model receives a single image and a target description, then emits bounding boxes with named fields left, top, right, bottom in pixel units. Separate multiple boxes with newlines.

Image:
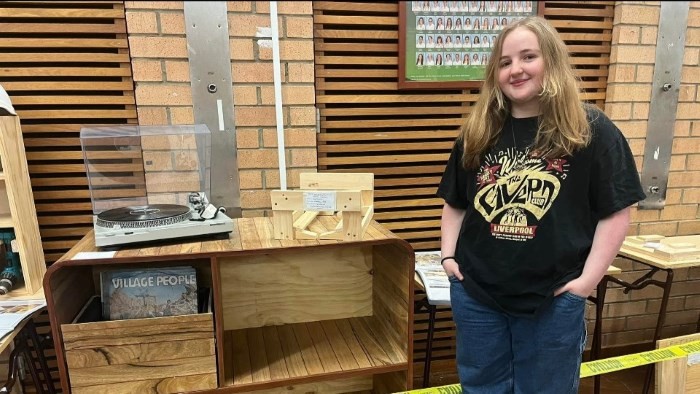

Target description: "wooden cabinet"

left=44, top=217, right=415, bottom=393
left=0, top=111, right=45, bottom=296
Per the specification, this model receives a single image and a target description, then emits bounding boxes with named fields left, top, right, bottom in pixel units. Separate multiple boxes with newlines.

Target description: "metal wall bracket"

left=184, top=2, right=242, bottom=217
left=638, top=2, right=689, bottom=209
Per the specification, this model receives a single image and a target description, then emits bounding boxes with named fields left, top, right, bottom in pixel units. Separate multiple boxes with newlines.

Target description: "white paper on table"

left=415, top=251, right=451, bottom=305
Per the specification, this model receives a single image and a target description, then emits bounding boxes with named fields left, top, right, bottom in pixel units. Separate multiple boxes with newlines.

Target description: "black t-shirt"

left=437, top=108, right=646, bottom=317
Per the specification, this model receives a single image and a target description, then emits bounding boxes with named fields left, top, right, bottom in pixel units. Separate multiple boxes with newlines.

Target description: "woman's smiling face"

left=497, top=26, right=544, bottom=117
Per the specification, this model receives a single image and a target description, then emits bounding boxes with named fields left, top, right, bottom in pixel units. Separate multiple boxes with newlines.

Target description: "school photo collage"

left=413, top=1, right=535, bottom=67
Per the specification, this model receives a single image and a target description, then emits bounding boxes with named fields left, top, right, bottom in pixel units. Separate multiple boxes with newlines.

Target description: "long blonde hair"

left=460, top=16, right=591, bottom=169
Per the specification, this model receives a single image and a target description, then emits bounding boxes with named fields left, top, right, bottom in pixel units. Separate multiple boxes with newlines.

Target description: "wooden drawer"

left=61, top=312, right=217, bottom=393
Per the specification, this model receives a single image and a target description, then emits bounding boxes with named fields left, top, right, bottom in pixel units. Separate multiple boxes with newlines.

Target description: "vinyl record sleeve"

left=100, top=266, right=198, bottom=321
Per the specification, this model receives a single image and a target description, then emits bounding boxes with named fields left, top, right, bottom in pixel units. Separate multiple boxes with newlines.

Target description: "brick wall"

left=124, top=1, right=316, bottom=217
left=599, top=1, right=700, bottom=349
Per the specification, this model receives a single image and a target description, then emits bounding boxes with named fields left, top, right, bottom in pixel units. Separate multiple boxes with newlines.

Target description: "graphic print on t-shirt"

left=474, top=147, right=569, bottom=241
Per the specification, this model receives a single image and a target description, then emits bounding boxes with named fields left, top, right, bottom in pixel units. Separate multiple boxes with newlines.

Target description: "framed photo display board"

left=399, top=1, right=542, bottom=89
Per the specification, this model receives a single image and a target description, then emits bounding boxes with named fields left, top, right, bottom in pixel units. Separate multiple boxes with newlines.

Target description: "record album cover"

left=100, top=266, right=198, bottom=321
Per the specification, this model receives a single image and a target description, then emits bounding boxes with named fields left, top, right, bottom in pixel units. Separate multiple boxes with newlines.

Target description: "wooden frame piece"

left=656, top=333, right=700, bottom=393
left=0, top=114, right=46, bottom=295
left=271, top=173, right=374, bottom=241
left=398, top=0, right=543, bottom=90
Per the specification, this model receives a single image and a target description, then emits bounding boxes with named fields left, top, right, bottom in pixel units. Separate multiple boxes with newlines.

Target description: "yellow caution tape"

left=580, top=339, right=700, bottom=378
left=394, top=340, right=700, bottom=394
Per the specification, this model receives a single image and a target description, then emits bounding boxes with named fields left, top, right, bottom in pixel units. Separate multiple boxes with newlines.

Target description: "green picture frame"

left=398, top=1, right=542, bottom=90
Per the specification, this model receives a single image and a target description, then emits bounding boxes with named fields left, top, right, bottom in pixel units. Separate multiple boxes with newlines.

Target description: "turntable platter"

left=96, top=204, right=192, bottom=229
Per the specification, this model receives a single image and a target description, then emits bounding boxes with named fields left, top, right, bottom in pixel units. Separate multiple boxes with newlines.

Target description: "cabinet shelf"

left=46, top=218, right=414, bottom=393
left=224, top=317, right=408, bottom=388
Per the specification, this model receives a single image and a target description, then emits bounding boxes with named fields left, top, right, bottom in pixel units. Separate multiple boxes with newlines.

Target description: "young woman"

left=438, top=16, right=644, bottom=393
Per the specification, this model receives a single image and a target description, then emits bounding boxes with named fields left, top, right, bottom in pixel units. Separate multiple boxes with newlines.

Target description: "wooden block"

left=299, top=172, right=374, bottom=191
left=657, top=333, right=700, bottom=394
left=61, top=313, right=217, bottom=393
left=626, top=235, right=666, bottom=245
left=272, top=210, right=294, bottom=240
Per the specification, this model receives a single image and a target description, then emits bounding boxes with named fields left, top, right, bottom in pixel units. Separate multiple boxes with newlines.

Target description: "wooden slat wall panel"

left=0, top=1, right=135, bottom=392
left=0, top=1, right=137, bottom=267
left=313, top=1, right=614, bottom=386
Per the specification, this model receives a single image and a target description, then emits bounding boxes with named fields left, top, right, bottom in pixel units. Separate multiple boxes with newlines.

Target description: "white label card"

left=303, top=191, right=336, bottom=211
left=689, top=352, right=700, bottom=366
left=74, top=251, right=117, bottom=260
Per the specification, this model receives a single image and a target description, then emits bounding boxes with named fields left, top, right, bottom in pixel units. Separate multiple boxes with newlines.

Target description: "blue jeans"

left=449, top=276, right=586, bottom=394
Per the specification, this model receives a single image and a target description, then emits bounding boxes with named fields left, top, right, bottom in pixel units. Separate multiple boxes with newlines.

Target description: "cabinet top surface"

left=57, top=216, right=403, bottom=264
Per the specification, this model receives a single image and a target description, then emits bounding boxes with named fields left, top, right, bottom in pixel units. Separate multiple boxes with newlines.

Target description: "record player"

left=80, top=124, right=234, bottom=248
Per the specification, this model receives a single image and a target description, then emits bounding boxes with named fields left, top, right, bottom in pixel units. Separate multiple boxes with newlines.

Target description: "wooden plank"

left=544, top=8, right=612, bottom=17
left=320, top=106, right=469, bottom=116
left=262, top=326, right=290, bottom=380
left=71, top=374, right=217, bottom=394
left=335, top=318, right=372, bottom=368
left=318, top=131, right=458, bottom=142
left=314, top=29, right=398, bottom=39
left=0, top=52, right=130, bottom=62
left=247, top=328, right=271, bottom=383
left=383, top=220, right=441, bottom=230
left=306, top=321, right=342, bottom=373
left=62, top=322, right=213, bottom=348
left=0, top=67, right=133, bottom=77
left=313, top=1, right=396, bottom=12
left=374, top=177, right=442, bottom=187
left=68, top=355, right=216, bottom=387
left=559, top=32, right=612, bottom=41
left=314, top=15, right=397, bottom=25
left=348, top=318, right=393, bottom=366
left=10, top=95, right=135, bottom=105
left=1, top=81, right=134, bottom=91
left=315, top=69, right=396, bottom=78
left=0, top=8, right=124, bottom=18
left=253, top=216, right=282, bottom=249
left=229, top=329, right=252, bottom=384
left=238, top=218, right=262, bottom=250
left=277, top=324, right=308, bottom=378
left=318, top=141, right=453, bottom=153
left=549, top=20, right=613, bottom=29
left=374, top=209, right=442, bottom=221
left=315, top=42, right=397, bottom=52
left=18, top=109, right=137, bottom=119
left=230, top=376, right=373, bottom=394
left=291, top=323, right=325, bottom=375
left=0, top=38, right=127, bottom=48
left=315, top=55, right=397, bottom=66
left=0, top=115, right=46, bottom=294
left=322, top=118, right=463, bottom=128
left=319, top=153, right=449, bottom=166
left=65, top=338, right=215, bottom=368
left=320, top=320, right=360, bottom=371
left=0, top=21, right=126, bottom=34
left=317, top=81, right=400, bottom=91
left=316, top=93, right=478, bottom=104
